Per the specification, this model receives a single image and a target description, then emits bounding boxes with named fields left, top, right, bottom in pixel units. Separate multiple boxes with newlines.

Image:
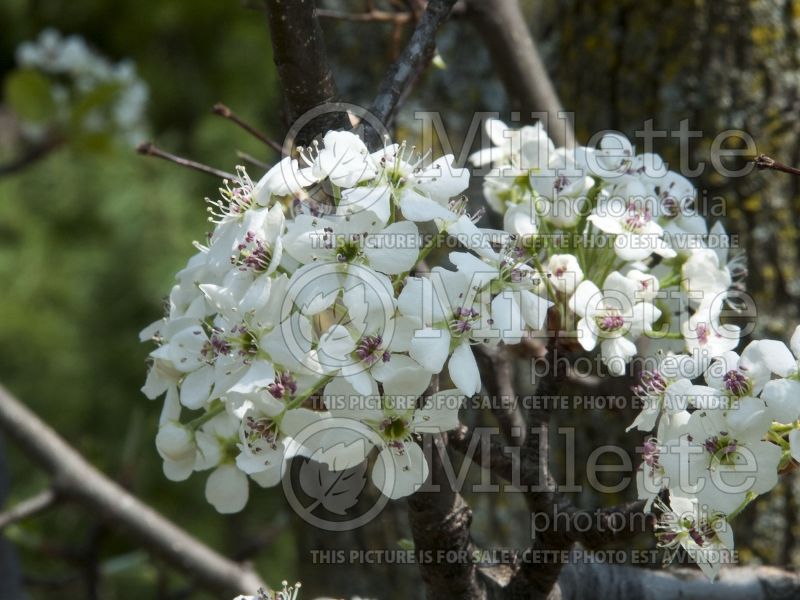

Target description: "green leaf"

left=69, top=81, right=121, bottom=129
left=397, top=538, right=415, bottom=551
left=4, top=69, right=56, bottom=123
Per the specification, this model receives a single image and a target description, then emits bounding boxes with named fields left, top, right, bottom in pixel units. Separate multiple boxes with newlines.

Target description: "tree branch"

left=754, top=153, right=800, bottom=177
left=409, top=434, right=486, bottom=599
left=0, top=488, right=57, bottom=531
left=263, top=0, right=350, bottom=144
left=136, top=142, right=236, bottom=180
left=463, top=0, right=574, bottom=148
left=365, top=0, right=457, bottom=145
left=213, top=103, right=284, bottom=154
left=0, top=137, right=62, bottom=177
left=0, top=385, right=265, bottom=596
left=316, top=8, right=413, bottom=24
left=476, top=346, right=526, bottom=446
left=555, top=563, right=800, bottom=600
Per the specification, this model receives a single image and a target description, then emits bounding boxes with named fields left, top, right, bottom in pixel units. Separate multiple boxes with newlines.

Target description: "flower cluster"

left=471, top=119, right=787, bottom=578
left=629, top=329, right=800, bottom=578
left=13, top=29, right=148, bottom=144
left=143, top=119, right=796, bottom=580
left=471, top=119, right=743, bottom=374
left=142, top=130, right=482, bottom=512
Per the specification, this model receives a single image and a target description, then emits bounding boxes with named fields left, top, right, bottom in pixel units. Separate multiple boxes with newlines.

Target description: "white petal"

left=399, top=189, right=455, bottom=222
left=180, top=366, right=214, bottom=409
left=163, top=457, right=194, bottom=482
left=413, top=389, right=462, bottom=432
left=205, top=465, right=249, bottom=513
left=448, top=343, right=481, bottom=396
left=519, top=290, right=552, bottom=330
left=790, top=325, right=800, bottom=359
left=569, top=281, right=601, bottom=318
left=410, top=328, right=451, bottom=373
left=228, top=361, right=276, bottom=395
left=339, top=184, right=391, bottom=224
left=576, top=318, right=598, bottom=351
left=762, top=378, right=800, bottom=423
left=790, top=429, right=800, bottom=463
left=371, top=442, right=429, bottom=499
left=364, top=221, right=420, bottom=274
left=382, top=367, right=432, bottom=408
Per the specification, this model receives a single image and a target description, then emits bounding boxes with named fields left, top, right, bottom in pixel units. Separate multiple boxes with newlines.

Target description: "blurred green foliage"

left=0, top=1, right=295, bottom=597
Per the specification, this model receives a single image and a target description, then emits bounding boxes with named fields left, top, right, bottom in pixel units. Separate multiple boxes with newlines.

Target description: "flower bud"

left=155, top=423, right=195, bottom=463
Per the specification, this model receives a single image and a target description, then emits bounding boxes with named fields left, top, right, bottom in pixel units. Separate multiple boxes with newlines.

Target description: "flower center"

left=202, top=332, right=232, bottom=359
left=243, top=415, right=279, bottom=454
left=696, top=323, right=710, bottom=345
left=704, top=434, right=739, bottom=465
left=355, top=335, right=390, bottom=365
left=317, top=227, right=366, bottom=264
left=623, top=203, right=652, bottom=233
left=642, top=438, right=660, bottom=474
left=722, top=369, right=751, bottom=396
left=595, top=309, right=625, bottom=333
left=268, top=371, right=298, bottom=400
left=231, top=230, right=272, bottom=273
left=553, top=175, right=571, bottom=193
left=380, top=416, right=410, bottom=441
left=450, top=306, right=480, bottom=335
left=230, top=323, right=259, bottom=357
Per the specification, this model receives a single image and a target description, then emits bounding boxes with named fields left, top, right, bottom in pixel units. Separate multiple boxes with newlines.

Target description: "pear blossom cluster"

left=142, top=119, right=799, bottom=581
left=142, top=130, right=486, bottom=513
left=470, top=119, right=798, bottom=579
left=14, top=29, right=148, bottom=144
left=471, top=119, right=744, bottom=375
left=627, top=330, right=800, bottom=579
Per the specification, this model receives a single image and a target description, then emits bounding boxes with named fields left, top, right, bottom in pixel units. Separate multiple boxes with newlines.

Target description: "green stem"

left=768, top=430, right=790, bottom=449
left=659, top=273, right=682, bottom=289
left=771, top=422, right=799, bottom=434
left=187, top=400, right=226, bottom=431
left=285, top=373, right=335, bottom=410
left=727, top=491, right=756, bottom=521
left=649, top=331, right=683, bottom=340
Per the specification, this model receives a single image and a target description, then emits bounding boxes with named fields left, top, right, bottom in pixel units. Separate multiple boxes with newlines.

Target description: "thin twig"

left=0, top=137, right=62, bottom=177
left=0, top=488, right=57, bottom=531
left=136, top=142, right=236, bottom=180
left=236, top=151, right=272, bottom=170
left=315, top=8, right=412, bottom=23
left=754, top=153, right=800, bottom=177
left=212, top=103, right=283, bottom=154
left=0, top=384, right=265, bottom=595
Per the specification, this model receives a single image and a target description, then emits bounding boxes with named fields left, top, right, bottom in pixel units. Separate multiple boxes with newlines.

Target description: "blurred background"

left=1, top=1, right=799, bottom=598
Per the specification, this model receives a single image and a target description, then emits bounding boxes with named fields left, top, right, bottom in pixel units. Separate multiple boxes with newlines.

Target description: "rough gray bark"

left=537, top=0, right=800, bottom=332
left=556, top=563, right=800, bottom=600
left=263, top=0, right=351, bottom=145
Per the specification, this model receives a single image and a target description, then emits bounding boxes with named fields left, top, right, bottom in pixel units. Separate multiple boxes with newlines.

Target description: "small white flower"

left=468, top=118, right=554, bottom=170
left=547, top=254, right=583, bottom=295
left=568, top=272, right=661, bottom=375
left=656, top=494, right=734, bottom=581
left=659, top=407, right=781, bottom=515
left=588, top=191, right=676, bottom=262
